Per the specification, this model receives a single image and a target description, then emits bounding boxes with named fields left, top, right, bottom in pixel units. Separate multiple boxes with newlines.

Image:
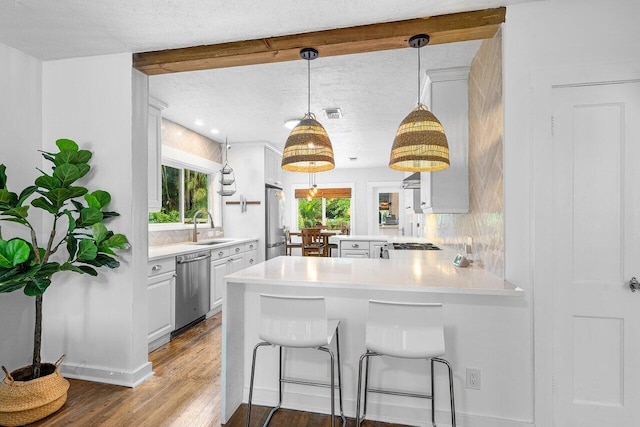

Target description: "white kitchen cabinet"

left=147, top=256, right=175, bottom=352
left=209, top=239, right=258, bottom=313
left=148, top=97, right=167, bottom=212
left=339, top=239, right=387, bottom=258
left=264, top=146, right=283, bottom=187
left=244, top=249, right=258, bottom=268
left=419, top=68, right=469, bottom=214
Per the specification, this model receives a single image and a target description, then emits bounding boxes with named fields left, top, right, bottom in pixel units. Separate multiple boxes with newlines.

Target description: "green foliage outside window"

left=148, top=165, right=209, bottom=224
left=298, top=196, right=351, bottom=230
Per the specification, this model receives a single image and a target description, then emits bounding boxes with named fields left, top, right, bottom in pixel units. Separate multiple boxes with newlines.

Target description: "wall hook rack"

left=225, top=195, right=260, bottom=213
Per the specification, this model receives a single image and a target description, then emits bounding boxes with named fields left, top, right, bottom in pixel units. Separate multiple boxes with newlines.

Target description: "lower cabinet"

left=147, top=257, right=176, bottom=351
left=339, top=239, right=387, bottom=258
left=210, top=239, right=258, bottom=313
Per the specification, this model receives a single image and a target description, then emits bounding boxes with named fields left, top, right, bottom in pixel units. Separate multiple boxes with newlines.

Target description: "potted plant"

left=0, top=138, right=130, bottom=426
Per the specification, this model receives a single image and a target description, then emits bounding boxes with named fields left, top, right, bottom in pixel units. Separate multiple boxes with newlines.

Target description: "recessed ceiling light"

left=210, top=128, right=220, bottom=134
left=194, top=119, right=204, bottom=126
left=284, top=119, right=301, bottom=130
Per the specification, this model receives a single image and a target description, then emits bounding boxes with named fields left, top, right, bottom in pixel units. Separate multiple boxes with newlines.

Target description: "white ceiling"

left=0, top=0, right=533, bottom=169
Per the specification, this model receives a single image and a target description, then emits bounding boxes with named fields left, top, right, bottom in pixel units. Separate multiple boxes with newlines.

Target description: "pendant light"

left=281, top=48, right=335, bottom=173
left=389, top=34, right=450, bottom=172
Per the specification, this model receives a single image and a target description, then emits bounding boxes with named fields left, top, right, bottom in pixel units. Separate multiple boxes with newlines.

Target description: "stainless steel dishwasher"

left=174, top=251, right=211, bottom=336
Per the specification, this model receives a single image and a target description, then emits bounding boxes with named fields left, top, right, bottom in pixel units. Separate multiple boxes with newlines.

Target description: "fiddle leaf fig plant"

left=0, top=138, right=130, bottom=379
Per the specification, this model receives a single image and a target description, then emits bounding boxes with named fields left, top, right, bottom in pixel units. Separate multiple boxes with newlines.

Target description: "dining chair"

left=301, top=228, right=326, bottom=256
left=284, top=229, right=302, bottom=256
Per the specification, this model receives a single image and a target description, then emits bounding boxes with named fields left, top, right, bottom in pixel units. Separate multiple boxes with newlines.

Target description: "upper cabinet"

left=420, top=68, right=469, bottom=214
left=148, top=97, right=167, bottom=212
left=264, top=146, right=283, bottom=188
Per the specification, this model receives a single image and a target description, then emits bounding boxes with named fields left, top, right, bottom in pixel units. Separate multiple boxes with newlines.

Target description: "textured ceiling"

left=0, top=0, right=532, bottom=168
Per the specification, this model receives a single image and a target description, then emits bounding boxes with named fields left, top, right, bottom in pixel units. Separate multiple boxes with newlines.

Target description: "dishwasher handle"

left=177, top=253, right=211, bottom=264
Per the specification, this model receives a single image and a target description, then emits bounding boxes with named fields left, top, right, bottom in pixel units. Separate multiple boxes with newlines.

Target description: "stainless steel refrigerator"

left=265, top=186, right=286, bottom=259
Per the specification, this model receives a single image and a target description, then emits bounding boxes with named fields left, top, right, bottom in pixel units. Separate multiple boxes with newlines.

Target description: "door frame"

left=366, top=181, right=405, bottom=235
left=531, top=62, right=640, bottom=426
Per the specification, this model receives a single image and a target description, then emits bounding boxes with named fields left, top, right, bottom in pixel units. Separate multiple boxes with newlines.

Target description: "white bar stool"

left=355, top=301, right=456, bottom=427
left=247, top=294, right=346, bottom=427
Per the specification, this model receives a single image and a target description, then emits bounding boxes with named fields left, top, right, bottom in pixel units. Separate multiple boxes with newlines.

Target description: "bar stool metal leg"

left=318, top=347, right=335, bottom=427
left=247, top=342, right=271, bottom=427
left=431, top=358, right=436, bottom=427
left=335, top=326, right=345, bottom=419
left=433, top=357, right=456, bottom=427
left=263, top=346, right=284, bottom=426
left=356, top=351, right=377, bottom=427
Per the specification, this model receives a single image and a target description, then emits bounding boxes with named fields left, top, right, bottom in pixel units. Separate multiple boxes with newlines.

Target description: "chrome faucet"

left=193, top=209, right=214, bottom=242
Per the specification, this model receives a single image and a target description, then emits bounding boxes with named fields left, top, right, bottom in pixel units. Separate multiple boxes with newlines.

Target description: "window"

left=295, top=188, right=351, bottom=232
left=149, top=164, right=210, bottom=224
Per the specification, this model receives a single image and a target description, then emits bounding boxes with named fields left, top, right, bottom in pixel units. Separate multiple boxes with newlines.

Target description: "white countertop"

left=148, top=236, right=259, bottom=261
left=226, top=249, right=522, bottom=295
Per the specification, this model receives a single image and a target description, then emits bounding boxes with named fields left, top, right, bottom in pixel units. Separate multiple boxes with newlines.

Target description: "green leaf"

left=91, top=190, right=111, bottom=209
left=66, top=235, right=78, bottom=261
left=41, top=152, right=55, bottom=163
left=75, top=150, right=92, bottom=164
left=54, top=150, right=78, bottom=166
left=0, top=165, right=6, bottom=189
left=53, top=163, right=80, bottom=187
left=0, top=217, right=27, bottom=225
left=98, top=243, right=116, bottom=256
left=1, top=206, right=29, bottom=219
left=31, top=197, right=58, bottom=214
left=24, top=277, right=51, bottom=296
left=68, top=186, right=88, bottom=199
left=60, top=262, right=85, bottom=274
left=0, top=239, right=31, bottom=268
left=0, top=281, right=27, bottom=294
left=77, top=239, right=97, bottom=261
left=56, top=139, right=79, bottom=152
left=103, top=234, right=130, bottom=250
left=70, top=200, right=84, bottom=212
left=78, top=207, right=103, bottom=227
left=63, top=209, right=76, bottom=232
left=76, top=164, right=90, bottom=179
left=37, top=262, right=61, bottom=276
left=17, top=186, right=38, bottom=206
left=78, top=265, right=98, bottom=276
left=94, top=254, right=120, bottom=269
left=101, top=211, right=120, bottom=220
left=92, top=223, right=108, bottom=244
left=0, top=189, right=12, bottom=205
left=46, top=188, right=72, bottom=207
left=35, top=175, right=62, bottom=191
left=84, top=194, right=101, bottom=209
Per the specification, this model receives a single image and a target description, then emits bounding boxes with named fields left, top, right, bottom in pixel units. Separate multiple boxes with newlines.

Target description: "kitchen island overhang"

left=221, top=252, right=526, bottom=425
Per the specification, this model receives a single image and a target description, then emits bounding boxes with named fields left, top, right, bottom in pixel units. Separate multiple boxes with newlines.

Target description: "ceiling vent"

left=323, top=108, right=343, bottom=119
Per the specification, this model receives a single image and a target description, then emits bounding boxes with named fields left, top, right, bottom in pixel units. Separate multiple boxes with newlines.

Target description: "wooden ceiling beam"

left=133, top=7, right=505, bottom=75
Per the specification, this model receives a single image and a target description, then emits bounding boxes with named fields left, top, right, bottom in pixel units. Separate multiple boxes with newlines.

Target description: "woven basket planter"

left=0, top=356, right=69, bottom=426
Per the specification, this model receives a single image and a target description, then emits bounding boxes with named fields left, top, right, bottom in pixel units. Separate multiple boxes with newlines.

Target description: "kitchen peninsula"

left=221, top=251, right=523, bottom=425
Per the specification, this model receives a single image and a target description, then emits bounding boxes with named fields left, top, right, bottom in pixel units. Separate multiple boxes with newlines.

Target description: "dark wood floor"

left=31, top=315, right=407, bottom=427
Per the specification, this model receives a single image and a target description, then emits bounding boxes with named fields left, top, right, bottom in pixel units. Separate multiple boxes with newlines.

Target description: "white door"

left=551, top=82, right=640, bottom=426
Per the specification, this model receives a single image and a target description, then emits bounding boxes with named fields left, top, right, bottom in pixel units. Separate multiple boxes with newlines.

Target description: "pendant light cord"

left=307, top=57, right=311, bottom=115
left=417, top=45, right=421, bottom=105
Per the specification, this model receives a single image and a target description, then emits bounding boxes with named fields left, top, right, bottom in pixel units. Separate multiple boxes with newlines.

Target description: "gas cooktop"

left=392, top=243, right=441, bottom=250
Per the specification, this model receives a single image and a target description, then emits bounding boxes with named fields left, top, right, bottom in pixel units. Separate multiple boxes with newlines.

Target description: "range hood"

left=402, top=172, right=421, bottom=189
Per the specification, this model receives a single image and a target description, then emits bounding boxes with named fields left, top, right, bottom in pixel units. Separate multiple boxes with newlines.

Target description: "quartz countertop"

left=148, top=236, right=259, bottom=261
left=226, top=249, right=522, bottom=296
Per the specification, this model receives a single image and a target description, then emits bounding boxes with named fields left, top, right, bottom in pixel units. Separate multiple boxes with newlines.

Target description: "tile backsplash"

left=148, top=227, right=224, bottom=246
left=423, top=29, right=504, bottom=278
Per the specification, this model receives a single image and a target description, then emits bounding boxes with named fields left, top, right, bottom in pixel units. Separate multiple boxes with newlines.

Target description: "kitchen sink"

left=188, top=239, right=236, bottom=246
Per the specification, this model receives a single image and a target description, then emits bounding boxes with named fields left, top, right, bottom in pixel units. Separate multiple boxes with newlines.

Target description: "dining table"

left=289, top=229, right=341, bottom=256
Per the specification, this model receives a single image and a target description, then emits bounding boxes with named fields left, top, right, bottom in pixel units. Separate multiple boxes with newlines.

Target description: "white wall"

left=0, top=42, right=42, bottom=371
left=503, top=0, right=640, bottom=424
left=283, top=166, right=404, bottom=235
left=41, top=53, right=150, bottom=386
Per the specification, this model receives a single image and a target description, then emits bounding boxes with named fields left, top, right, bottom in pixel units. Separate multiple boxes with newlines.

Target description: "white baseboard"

left=60, top=361, right=153, bottom=388
left=245, top=387, right=535, bottom=427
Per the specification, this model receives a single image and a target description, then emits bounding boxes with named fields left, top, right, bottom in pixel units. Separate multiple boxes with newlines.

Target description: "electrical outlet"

left=466, top=368, right=481, bottom=390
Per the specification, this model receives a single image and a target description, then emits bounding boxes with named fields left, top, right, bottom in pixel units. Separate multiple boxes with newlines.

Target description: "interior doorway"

left=367, top=182, right=404, bottom=236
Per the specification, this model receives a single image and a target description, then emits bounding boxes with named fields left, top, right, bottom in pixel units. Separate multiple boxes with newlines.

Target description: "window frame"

left=290, top=183, right=355, bottom=233
left=148, top=146, right=222, bottom=231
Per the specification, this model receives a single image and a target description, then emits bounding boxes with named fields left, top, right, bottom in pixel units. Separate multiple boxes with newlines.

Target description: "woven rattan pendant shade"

left=281, top=113, right=335, bottom=172
left=389, top=34, right=450, bottom=172
left=389, top=103, right=450, bottom=172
